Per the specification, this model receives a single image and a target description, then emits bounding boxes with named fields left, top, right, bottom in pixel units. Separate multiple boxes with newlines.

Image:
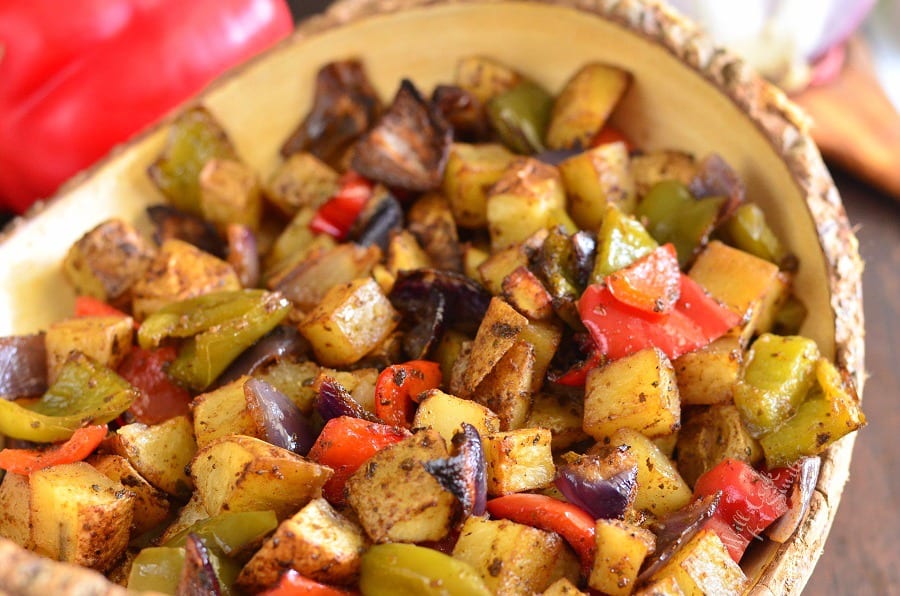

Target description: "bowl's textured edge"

left=0, top=1, right=864, bottom=594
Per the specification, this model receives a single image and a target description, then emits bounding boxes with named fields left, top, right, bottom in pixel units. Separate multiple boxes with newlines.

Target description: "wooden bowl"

left=0, top=0, right=864, bottom=593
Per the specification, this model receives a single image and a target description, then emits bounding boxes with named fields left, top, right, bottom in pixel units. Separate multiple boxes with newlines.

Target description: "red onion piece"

left=244, top=378, right=316, bottom=456
left=389, top=268, right=492, bottom=337
left=423, top=423, right=487, bottom=517
left=554, top=461, right=637, bottom=520
left=316, top=377, right=380, bottom=423
left=765, top=457, right=821, bottom=543
left=0, top=333, right=47, bottom=399
left=353, top=193, right=405, bottom=252
left=177, top=533, right=221, bottom=596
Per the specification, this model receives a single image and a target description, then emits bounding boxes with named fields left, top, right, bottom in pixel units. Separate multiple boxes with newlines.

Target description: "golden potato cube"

left=464, top=242, right=491, bottom=281
left=526, top=393, right=589, bottom=451
left=199, top=158, right=262, bottom=233
left=546, top=63, right=631, bottom=150
left=30, top=462, right=134, bottom=572
left=461, top=297, right=528, bottom=396
left=474, top=339, right=535, bottom=430
left=386, top=230, right=432, bottom=276
left=237, top=498, right=367, bottom=590
left=443, top=142, right=516, bottom=228
left=191, top=434, right=332, bottom=521
left=0, top=473, right=31, bottom=549
left=131, top=238, right=240, bottom=320
left=648, top=529, right=748, bottom=595
left=453, top=516, right=564, bottom=595
left=299, top=277, right=400, bottom=367
left=346, top=430, right=456, bottom=543
left=89, top=454, right=170, bottom=536
left=477, top=242, right=531, bottom=296
left=44, top=315, right=133, bottom=383
left=589, top=519, right=656, bottom=595
left=62, top=218, right=155, bottom=308
left=601, top=428, right=692, bottom=517
left=583, top=347, right=680, bottom=440
left=265, top=152, right=339, bottom=217
left=631, top=150, right=696, bottom=198
left=455, top=56, right=524, bottom=105
left=264, top=207, right=334, bottom=281
left=109, top=415, right=197, bottom=499
left=688, top=241, right=786, bottom=343
left=407, top=192, right=463, bottom=272
left=502, top=266, right=554, bottom=320
left=485, top=428, right=554, bottom=495
left=486, top=158, right=566, bottom=251
left=520, top=319, right=562, bottom=393
left=676, top=405, right=762, bottom=487
left=542, top=578, right=587, bottom=596
left=191, top=376, right=259, bottom=447
left=635, top=576, right=685, bottom=595
left=275, top=243, right=382, bottom=311
left=673, top=336, right=742, bottom=405
left=413, top=389, right=501, bottom=445
left=559, top=142, right=635, bottom=229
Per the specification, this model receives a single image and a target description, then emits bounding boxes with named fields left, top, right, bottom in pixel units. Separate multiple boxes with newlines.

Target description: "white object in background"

left=866, top=0, right=900, bottom=111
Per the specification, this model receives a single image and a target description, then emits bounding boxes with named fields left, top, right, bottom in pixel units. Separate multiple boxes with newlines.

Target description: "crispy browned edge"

left=0, top=1, right=864, bottom=594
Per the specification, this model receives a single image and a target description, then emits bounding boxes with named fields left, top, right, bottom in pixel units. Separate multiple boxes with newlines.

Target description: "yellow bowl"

left=0, top=0, right=863, bottom=593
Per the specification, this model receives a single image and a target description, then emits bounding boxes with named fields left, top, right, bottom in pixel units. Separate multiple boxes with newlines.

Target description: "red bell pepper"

left=0, top=0, right=293, bottom=213
left=693, top=458, right=789, bottom=562
left=606, top=243, right=681, bottom=315
left=74, top=295, right=130, bottom=319
left=117, top=346, right=192, bottom=425
left=486, top=493, right=596, bottom=571
left=307, top=416, right=409, bottom=505
left=373, top=360, right=442, bottom=428
left=261, top=570, right=358, bottom=596
left=309, top=171, right=375, bottom=240
left=590, top=125, right=633, bottom=152
left=553, top=345, right=604, bottom=387
left=0, top=424, right=107, bottom=474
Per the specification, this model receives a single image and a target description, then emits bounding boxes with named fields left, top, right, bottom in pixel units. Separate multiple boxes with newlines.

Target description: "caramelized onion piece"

left=0, top=333, right=47, bottom=399
left=316, top=377, right=380, bottom=423
left=555, top=461, right=637, bottom=520
left=147, top=204, right=224, bottom=257
left=689, top=153, right=744, bottom=217
left=432, top=84, right=490, bottom=143
left=424, top=423, right=487, bottom=516
left=212, top=326, right=308, bottom=389
left=639, top=492, right=721, bottom=582
left=244, top=378, right=316, bottom=456
left=177, top=534, right=221, bottom=596
left=766, top=457, right=821, bottom=543
left=570, top=230, right=597, bottom=289
left=389, top=268, right=492, bottom=337
left=353, top=192, right=405, bottom=251
left=351, top=80, right=452, bottom=192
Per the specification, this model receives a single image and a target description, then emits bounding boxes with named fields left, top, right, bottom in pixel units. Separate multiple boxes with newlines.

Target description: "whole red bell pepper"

left=0, top=0, right=293, bottom=213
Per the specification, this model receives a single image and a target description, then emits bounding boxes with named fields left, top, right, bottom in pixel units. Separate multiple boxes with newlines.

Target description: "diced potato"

left=688, top=241, right=787, bottom=343
left=413, top=389, right=501, bottom=445
left=484, top=428, right=554, bottom=495
left=486, top=158, right=566, bottom=251
left=131, top=238, right=241, bottom=320
left=346, top=430, right=456, bottom=543
left=385, top=230, right=432, bottom=277
left=299, top=278, right=400, bottom=367
left=583, top=347, right=680, bottom=440
left=449, top=339, right=474, bottom=398
left=30, top=462, right=134, bottom=572
left=542, top=577, right=587, bottom=596
left=237, top=498, right=367, bottom=590
left=455, top=56, right=524, bottom=105
left=407, top=192, right=463, bottom=271
left=647, top=529, right=748, bottom=595
left=601, top=428, right=692, bottom=517
left=546, top=63, right=630, bottom=150
left=589, top=519, right=656, bottom=596
left=560, top=142, right=635, bottom=229
left=464, top=242, right=491, bottom=280
left=263, top=208, right=334, bottom=282
left=461, top=297, right=528, bottom=396
left=502, top=266, right=554, bottom=320
left=0, top=473, right=31, bottom=549
left=190, top=434, right=332, bottom=520
left=477, top=231, right=546, bottom=295
left=191, top=376, right=259, bottom=447
left=62, top=218, right=155, bottom=309
left=255, top=359, right=320, bottom=414
left=275, top=243, right=382, bottom=312
left=434, top=330, right=470, bottom=385
left=265, top=152, right=339, bottom=217
left=443, top=143, right=516, bottom=228
left=199, top=158, right=262, bottom=233
left=520, top=319, right=562, bottom=393
left=673, top=336, right=742, bottom=405
left=44, top=315, right=133, bottom=383
left=676, top=405, right=763, bottom=487
left=108, top=415, right=197, bottom=499
left=630, top=150, right=696, bottom=198
left=453, top=516, right=564, bottom=595
left=89, top=454, right=170, bottom=536
left=526, top=393, right=589, bottom=450
left=473, top=340, right=535, bottom=430
left=634, top=575, right=686, bottom=595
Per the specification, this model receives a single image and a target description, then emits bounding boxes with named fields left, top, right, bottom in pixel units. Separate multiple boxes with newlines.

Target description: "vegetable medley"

left=0, top=56, right=866, bottom=595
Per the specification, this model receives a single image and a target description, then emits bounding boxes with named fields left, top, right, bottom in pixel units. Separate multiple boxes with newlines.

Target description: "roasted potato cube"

left=647, top=529, right=748, bottom=595
left=443, top=142, right=516, bottom=228
left=191, top=376, right=258, bottom=447
left=413, top=389, right=501, bottom=445
left=461, top=297, right=528, bottom=396
left=346, top=430, right=456, bottom=543
left=198, top=158, right=262, bottom=233
left=542, top=577, right=587, bottom=596
left=521, top=320, right=562, bottom=394
left=502, top=266, right=554, bottom=320
left=237, top=498, right=367, bottom=590
left=0, top=473, right=31, bottom=549
left=526, top=393, right=589, bottom=450
left=589, top=519, right=655, bottom=596
left=583, top=347, right=680, bottom=440
left=485, top=428, right=554, bottom=495
left=131, top=238, right=241, bottom=320
left=473, top=339, right=535, bottom=430
left=30, top=462, right=134, bottom=572
left=265, top=152, right=339, bottom=217
left=385, top=230, right=432, bottom=277
left=546, top=63, right=630, bottom=150
left=673, top=336, right=742, bottom=405
left=255, top=360, right=320, bottom=414
left=477, top=232, right=542, bottom=295
left=559, top=142, right=635, bottom=229
left=630, top=150, right=696, bottom=198
left=62, top=218, right=155, bottom=309
left=688, top=241, right=787, bottom=343
left=634, top=575, right=685, bottom=595
left=191, top=434, right=332, bottom=521
left=453, top=516, right=565, bottom=595
left=44, top=315, right=133, bottom=383
left=299, top=278, right=400, bottom=367
left=89, top=454, right=171, bottom=536
left=275, top=243, right=382, bottom=311
left=676, top=405, right=763, bottom=487
left=486, top=158, right=566, bottom=250
left=455, top=56, right=524, bottom=105
left=263, top=208, right=335, bottom=282
left=108, top=415, right=196, bottom=499
left=407, top=192, right=463, bottom=271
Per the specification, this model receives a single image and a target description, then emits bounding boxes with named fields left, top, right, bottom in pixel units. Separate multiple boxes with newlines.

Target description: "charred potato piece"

left=275, top=243, right=382, bottom=312
left=44, top=315, right=133, bottom=383
left=455, top=56, right=524, bottom=105
left=484, top=427, right=554, bottom=495
left=198, top=158, right=262, bottom=233
left=676, top=405, right=763, bottom=487
left=477, top=229, right=548, bottom=295
left=407, top=192, right=463, bottom=271
left=412, top=388, right=501, bottom=446
left=461, top=297, right=528, bottom=396
left=108, top=415, right=196, bottom=499
left=443, top=142, right=515, bottom=228
left=432, top=84, right=490, bottom=142
left=546, top=63, right=631, bottom=150
left=486, top=158, right=566, bottom=251
left=89, top=454, right=171, bottom=537
left=647, top=529, right=748, bottom=595
left=265, top=152, right=340, bottom=218
left=473, top=339, right=535, bottom=431
left=502, top=266, right=555, bottom=321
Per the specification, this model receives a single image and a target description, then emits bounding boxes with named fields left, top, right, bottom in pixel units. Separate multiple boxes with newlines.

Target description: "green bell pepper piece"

left=164, top=510, right=278, bottom=557
left=487, top=81, right=553, bottom=154
left=359, top=543, right=491, bottom=596
left=590, top=204, right=658, bottom=283
left=720, top=202, right=785, bottom=265
left=129, top=542, right=241, bottom=596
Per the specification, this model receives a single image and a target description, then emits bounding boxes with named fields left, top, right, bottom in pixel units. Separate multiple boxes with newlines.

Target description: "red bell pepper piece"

left=74, top=295, right=130, bottom=319
left=261, top=570, right=358, bottom=596
left=0, top=0, right=293, bottom=213
left=0, top=424, right=107, bottom=474
left=693, top=458, right=789, bottom=562
left=117, top=346, right=192, bottom=425
left=373, top=360, right=442, bottom=428
left=307, top=416, right=409, bottom=505
left=590, top=125, right=633, bottom=152
left=606, top=243, right=681, bottom=315
left=486, top=493, right=596, bottom=571
left=553, top=346, right=604, bottom=387
left=308, top=171, right=375, bottom=240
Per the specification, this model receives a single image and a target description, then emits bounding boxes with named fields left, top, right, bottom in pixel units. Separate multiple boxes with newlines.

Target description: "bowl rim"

left=0, top=1, right=864, bottom=594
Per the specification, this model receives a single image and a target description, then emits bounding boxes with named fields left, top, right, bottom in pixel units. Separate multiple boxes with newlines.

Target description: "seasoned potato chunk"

left=546, top=62, right=630, bottom=150
left=486, top=158, right=566, bottom=250
left=502, top=266, right=555, bottom=320
left=484, top=428, right=554, bottom=495
left=0, top=473, right=32, bottom=549
left=473, top=339, right=535, bottom=430
left=265, top=152, right=339, bottom=217
left=199, top=158, right=262, bottom=233
left=44, top=315, right=133, bottom=383
left=647, top=529, right=748, bottom=595
left=412, top=389, right=501, bottom=445
left=191, top=376, right=259, bottom=447
left=589, top=519, right=656, bottom=596
left=676, top=405, right=762, bottom=487
left=526, top=393, right=589, bottom=451
left=461, top=297, right=528, bottom=396
left=88, top=454, right=170, bottom=537
left=673, top=336, right=742, bottom=405
left=443, top=142, right=515, bottom=228
left=559, top=142, right=635, bottom=229
left=108, top=416, right=196, bottom=499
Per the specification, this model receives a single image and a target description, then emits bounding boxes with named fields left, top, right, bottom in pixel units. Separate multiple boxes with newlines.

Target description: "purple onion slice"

left=423, top=423, right=487, bottom=517
left=244, top=378, right=316, bottom=456
left=316, top=377, right=380, bottom=423
left=555, top=458, right=637, bottom=520
left=0, top=333, right=47, bottom=399
left=177, top=533, right=221, bottom=596
left=212, top=326, right=308, bottom=389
